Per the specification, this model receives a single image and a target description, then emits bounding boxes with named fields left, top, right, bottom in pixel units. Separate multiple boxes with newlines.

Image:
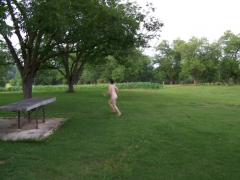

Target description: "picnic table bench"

left=0, top=97, right=56, bottom=129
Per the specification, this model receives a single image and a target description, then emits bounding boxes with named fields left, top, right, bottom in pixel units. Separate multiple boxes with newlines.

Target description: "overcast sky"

left=129, top=0, right=240, bottom=53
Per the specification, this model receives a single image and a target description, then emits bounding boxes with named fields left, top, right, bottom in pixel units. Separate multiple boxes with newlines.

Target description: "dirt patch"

left=0, top=157, right=14, bottom=166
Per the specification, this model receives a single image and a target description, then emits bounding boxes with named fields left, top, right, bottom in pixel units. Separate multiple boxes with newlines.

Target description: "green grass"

left=1, top=85, right=240, bottom=179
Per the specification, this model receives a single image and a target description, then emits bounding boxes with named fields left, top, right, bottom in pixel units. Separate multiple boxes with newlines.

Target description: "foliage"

left=35, top=69, right=64, bottom=85
left=0, top=79, right=5, bottom=87
left=2, top=0, right=128, bottom=98
left=0, top=82, right=162, bottom=92
left=80, top=51, right=156, bottom=84
left=0, top=1, right=12, bottom=36
left=9, top=79, right=16, bottom=86
left=45, top=0, right=163, bottom=92
left=155, top=39, right=184, bottom=84
left=199, top=42, right=222, bottom=83
left=116, top=82, right=161, bottom=89
left=0, top=64, right=16, bottom=87
left=218, top=30, right=240, bottom=84
left=0, top=40, right=15, bottom=87
left=155, top=32, right=232, bottom=85
left=0, top=40, right=13, bottom=65
left=179, top=37, right=209, bottom=84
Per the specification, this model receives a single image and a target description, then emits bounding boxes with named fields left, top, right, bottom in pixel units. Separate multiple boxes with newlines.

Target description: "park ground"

left=0, top=85, right=240, bottom=179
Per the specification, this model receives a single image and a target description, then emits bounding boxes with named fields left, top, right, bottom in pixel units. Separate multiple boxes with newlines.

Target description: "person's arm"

left=115, top=85, right=119, bottom=93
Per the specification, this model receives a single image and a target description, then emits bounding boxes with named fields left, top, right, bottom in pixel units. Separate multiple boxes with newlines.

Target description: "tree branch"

left=3, top=35, right=23, bottom=72
left=12, top=0, right=27, bottom=19
left=6, top=0, right=26, bottom=60
left=32, top=30, right=44, bottom=63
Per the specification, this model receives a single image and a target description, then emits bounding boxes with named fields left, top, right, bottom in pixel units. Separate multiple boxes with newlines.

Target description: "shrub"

left=9, top=79, right=16, bottom=86
left=0, top=82, right=162, bottom=92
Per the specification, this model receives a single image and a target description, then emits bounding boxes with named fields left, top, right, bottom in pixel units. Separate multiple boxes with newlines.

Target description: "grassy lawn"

left=1, top=85, right=240, bottom=179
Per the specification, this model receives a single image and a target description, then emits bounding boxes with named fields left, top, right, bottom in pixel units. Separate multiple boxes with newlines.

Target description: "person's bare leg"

left=112, top=98, right=121, bottom=116
left=108, top=99, right=116, bottom=112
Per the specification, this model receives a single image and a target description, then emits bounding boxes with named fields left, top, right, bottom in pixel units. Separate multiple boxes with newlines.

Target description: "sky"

left=8, top=0, right=240, bottom=56
left=129, top=0, right=240, bottom=54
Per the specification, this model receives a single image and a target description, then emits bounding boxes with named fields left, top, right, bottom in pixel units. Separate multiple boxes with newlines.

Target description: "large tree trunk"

left=170, top=77, right=174, bottom=85
left=194, top=78, right=198, bottom=85
left=67, top=77, right=75, bottom=92
left=22, top=74, right=34, bottom=99
left=226, top=76, right=230, bottom=86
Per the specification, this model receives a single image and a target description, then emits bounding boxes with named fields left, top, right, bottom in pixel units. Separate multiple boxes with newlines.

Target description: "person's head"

left=109, top=79, right=114, bottom=84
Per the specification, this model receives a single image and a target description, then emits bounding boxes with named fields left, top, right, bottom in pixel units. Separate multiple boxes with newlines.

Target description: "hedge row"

left=0, top=82, right=162, bottom=92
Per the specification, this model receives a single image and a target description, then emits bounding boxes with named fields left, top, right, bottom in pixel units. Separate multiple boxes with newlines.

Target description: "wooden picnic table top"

left=0, top=97, right=56, bottom=112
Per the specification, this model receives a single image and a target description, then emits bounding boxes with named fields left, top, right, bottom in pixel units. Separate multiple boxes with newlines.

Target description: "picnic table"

left=0, top=97, right=56, bottom=129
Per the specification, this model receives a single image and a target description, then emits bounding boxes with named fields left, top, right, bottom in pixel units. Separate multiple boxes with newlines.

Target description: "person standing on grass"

left=103, top=79, right=121, bottom=116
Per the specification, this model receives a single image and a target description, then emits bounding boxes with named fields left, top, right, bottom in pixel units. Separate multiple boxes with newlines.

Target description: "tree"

left=0, top=65, right=15, bottom=87
left=79, top=50, right=155, bottom=83
left=179, top=37, right=209, bottom=85
left=0, top=66, right=7, bottom=87
left=135, top=54, right=155, bottom=82
left=35, top=69, right=63, bottom=85
left=218, top=30, right=240, bottom=85
left=79, top=56, right=117, bottom=84
left=79, top=65, right=102, bottom=84
left=1, top=0, right=85, bottom=99
left=121, top=50, right=154, bottom=82
left=47, top=0, right=163, bottom=92
left=231, top=59, right=240, bottom=84
left=200, top=42, right=221, bottom=83
left=155, top=39, right=183, bottom=84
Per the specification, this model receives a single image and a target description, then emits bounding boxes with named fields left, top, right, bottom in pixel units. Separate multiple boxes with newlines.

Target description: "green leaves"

left=155, top=37, right=225, bottom=84
left=178, top=37, right=215, bottom=84
left=1, top=0, right=163, bottom=97
left=0, top=1, right=12, bottom=36
left=0, top=40, right=13, bottom=65
left=155, top=40, right=182, bottom=84
left=219, top=31, right=240, bottom=84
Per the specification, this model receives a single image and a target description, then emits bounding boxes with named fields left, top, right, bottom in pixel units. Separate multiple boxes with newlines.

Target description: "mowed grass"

left=1, top=85, right=240, bottom=179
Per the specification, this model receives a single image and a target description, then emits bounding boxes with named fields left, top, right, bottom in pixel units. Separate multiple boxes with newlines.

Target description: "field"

left=0, top=85, right=240, bottom=179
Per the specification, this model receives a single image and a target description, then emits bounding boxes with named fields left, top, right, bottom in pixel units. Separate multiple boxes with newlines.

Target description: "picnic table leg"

left=18, top=111, right=21, bottom=129
left=43, top=106, right=45, bottom=123
left=28, top=111, right=30, bottom=122
left=35, top=108, right=38, bottom=129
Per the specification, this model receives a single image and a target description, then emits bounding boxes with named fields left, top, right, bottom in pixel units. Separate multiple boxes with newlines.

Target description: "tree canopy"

left=1, top=0, right=163, bottom=98
left=38, top=0, right=163, bottom=92
left=154, top=31, right=240, bottom=85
